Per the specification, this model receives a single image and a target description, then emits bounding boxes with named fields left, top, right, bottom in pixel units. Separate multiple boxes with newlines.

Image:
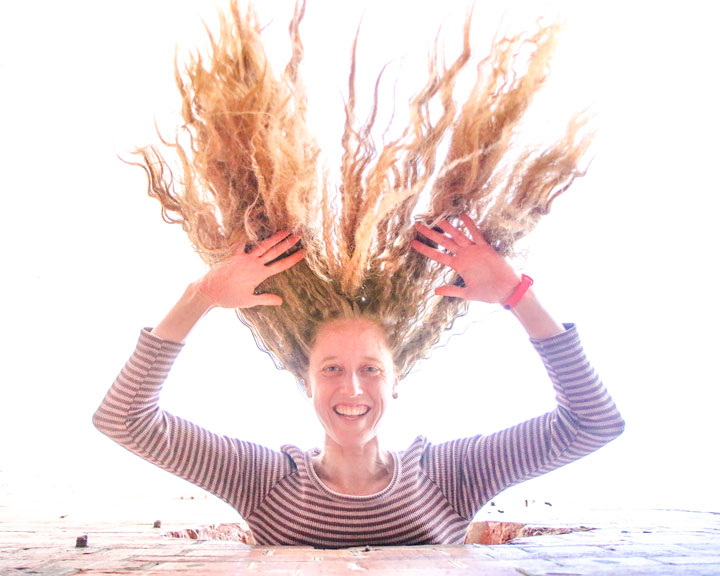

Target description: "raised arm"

left=152, top=230, right=306, bottom=343
left=93, top=231, right=306, bottom=517
left=411, top=213, right=564, bottom=339
left=412, top=215, right=625, bottom=518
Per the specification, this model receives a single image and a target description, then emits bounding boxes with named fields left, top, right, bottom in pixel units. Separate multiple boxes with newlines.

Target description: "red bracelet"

left=501, top=274, right=534, bottom=310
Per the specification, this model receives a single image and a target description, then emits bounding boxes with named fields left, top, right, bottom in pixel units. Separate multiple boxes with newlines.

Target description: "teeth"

left=335, top=405, right=369, bottom=416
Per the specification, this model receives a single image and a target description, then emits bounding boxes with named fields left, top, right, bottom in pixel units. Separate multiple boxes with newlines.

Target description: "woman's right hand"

left=197, top=230, right=306, bottom=309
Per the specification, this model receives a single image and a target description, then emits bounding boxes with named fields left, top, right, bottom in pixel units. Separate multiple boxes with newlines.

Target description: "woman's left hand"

left=410, top=214, right=522, bottom=303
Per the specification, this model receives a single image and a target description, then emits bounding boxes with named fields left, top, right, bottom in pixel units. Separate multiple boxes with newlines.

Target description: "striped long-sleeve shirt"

left=93, top=323, right=624, bottom=547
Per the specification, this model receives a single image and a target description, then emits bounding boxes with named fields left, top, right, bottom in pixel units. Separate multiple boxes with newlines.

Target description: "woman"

left=94, top=1, right=623, bottom=547
left=94, top=213, right=624, bottom=547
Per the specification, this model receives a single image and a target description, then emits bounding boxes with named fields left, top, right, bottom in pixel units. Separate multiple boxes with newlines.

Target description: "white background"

left=1, top=0, right=718, bottom=522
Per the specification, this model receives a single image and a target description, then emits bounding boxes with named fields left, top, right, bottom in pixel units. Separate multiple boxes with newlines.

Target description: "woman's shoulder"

left=279, top=443, right=314, bottom=474
left=396, top=435, right=431, bottom=464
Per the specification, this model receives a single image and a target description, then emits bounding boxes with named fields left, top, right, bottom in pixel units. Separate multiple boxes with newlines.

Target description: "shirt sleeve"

left=92, top=328, right=294, bottom=519
left=421, top=323, right=625, bottom=520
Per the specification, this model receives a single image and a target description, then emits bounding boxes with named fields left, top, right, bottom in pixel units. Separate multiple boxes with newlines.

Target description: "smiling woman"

left=306, top=318, right=398, bottom=496
left=93, top=220, right=624, bottom=546
left=93, top=0, right=624, bottom=547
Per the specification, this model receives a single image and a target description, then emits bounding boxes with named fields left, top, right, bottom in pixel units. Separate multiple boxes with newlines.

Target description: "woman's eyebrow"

left=319, top=355, right=383, bottom=362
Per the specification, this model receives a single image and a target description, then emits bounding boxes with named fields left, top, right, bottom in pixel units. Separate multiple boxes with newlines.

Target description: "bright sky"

left=1, top=0, right=719, bottom=523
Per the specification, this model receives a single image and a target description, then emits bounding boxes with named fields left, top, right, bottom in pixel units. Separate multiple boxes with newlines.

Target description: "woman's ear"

left=304, top=377, right=312, bottom=399
left=392, top=378, right=399, bottom=399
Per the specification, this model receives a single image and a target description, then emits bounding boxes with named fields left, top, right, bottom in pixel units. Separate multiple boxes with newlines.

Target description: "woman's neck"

left=312, top=437, right=394, bottom=496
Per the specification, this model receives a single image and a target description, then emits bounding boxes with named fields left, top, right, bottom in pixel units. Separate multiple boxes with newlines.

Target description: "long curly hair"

left=134, top=0, right=592, bottom=384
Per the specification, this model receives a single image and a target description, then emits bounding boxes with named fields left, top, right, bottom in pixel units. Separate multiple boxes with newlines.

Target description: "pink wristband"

left=501, top=274, right=534, bottom=310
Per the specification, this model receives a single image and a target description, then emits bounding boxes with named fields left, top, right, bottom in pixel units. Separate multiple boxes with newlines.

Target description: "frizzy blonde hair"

left=134, top=0, right=592, bottom=383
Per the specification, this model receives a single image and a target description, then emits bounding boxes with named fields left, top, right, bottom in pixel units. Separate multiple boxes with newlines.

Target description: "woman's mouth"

left=333, top=404, right=370, bottom=417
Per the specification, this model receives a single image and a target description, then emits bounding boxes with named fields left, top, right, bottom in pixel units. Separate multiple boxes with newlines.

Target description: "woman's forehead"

left=312, top=318, right=391, bottom=356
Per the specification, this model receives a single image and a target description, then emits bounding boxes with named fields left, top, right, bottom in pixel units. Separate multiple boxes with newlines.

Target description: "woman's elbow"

left=92, top=406, right=109, bottom=435
left=92, top=401, right=122, bottom=439
left=600, top=409, right=625, bottom=443
left=612, top=413, right=626, bottom=439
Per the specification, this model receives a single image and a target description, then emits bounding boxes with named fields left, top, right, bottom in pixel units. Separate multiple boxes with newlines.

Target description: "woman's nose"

left=340, top=372, right=362, bottom=397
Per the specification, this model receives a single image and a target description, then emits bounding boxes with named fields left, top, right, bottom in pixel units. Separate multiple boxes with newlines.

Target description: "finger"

left=250, top=293, right=283, bottom=307
left=414, top=222, right=460, bottom=253
left=266, top=248, right=306, bottom=274
left=437, top=219, right=472, bottom=247
left=258, top=234, right=302, bottom=263
left=458, top=213, right=486, bottom=245
left=410, top=239, right=454, bottom=268
left=435, top=285, right=467, bottom=299
left=247, top=229, right=293, bottom=257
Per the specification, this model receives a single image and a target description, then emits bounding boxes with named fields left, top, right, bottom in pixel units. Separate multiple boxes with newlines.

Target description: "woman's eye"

left=322, top=365, right=341, bottom=374
left=362, top=366, right=380, bottom=375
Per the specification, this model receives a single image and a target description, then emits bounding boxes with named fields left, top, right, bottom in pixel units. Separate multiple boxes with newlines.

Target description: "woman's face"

left=306, top=318, right=397, bottom=449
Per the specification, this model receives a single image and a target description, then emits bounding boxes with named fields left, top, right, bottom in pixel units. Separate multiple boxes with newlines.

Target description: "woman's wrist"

left=151, top=282, right=215, bottom=343
left=508, top=287, right=566, bottom=340
left=186, top=280, right=216, bottom=312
